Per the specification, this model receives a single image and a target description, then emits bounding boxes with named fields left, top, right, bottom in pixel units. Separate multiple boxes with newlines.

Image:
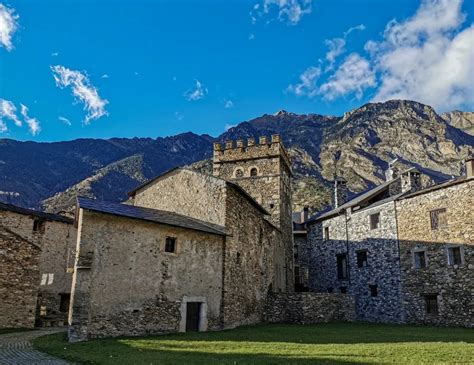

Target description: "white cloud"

left=101, top=74, right=109, bottom=79
left=0, top=4, right=18, bottom=51
left=325, top=38, right=345, bottom=67
left=319, top=53, right=376, bottom=100
left=287, top=66, right=321, bottom=97
left=251, top=0, right=312, bottom=26
left=343, top=24, right=366, bottom=38
left=225, top=123, right=236, bottom=131
left=51, top=52, right=59, bottom=57
left=0, top=99, right=21, bottom=127
left=224, top=100, right=234, bottom=108
left=20, top=104, right=41, bottom=136
left=184, top=79, right=208, bottom=101
left=51, top=65, right=109, bottom=124
left=370, top=0, right=473, bottom=110
left=288, top=0, right=473, bottom=110
left=58, top=116, right=71, bottom=125
left=0, top=120, right=6, bottom=133
left=249, top=33, right=255, bottom=40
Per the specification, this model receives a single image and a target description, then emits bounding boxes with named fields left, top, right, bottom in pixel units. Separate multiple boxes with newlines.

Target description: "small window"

left=414, top=250, right=427, bottom=269
left=165, top=237, right=177, bottom=253
left=324, top=226, right=330, bottom=240
left=340, top=286, right=347, bottom=294
left=447, top=246, right=462, bottom=266
left=336, top=254, right=348, bottom=280
left=370, top=213, right=380, bottom=230
left=430, top=208, right=447, bottom=230
left=294, top=266, right=301, bottom=285
left=234, top=168, right=244, bottom=178
left=424, top=294, right=439, bottom=315
left=369, top=284, right=378, bottom=297
left=33, top=219, right=46, bottom=233
left=59, top=294, right=70, bottom=313
left=327, top=287, right=334, bottom=293
left=356, top=250, right=368, bottom=268
left=293, top=244, right=299, bottom=260
left=250, top=167, right=258, bottom=177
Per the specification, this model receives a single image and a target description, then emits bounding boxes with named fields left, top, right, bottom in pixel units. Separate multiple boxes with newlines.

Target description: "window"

left=414, top=250, right=427, bottom=269
left=424, top=294, right=439, bottom=315
left=33, top=219, right=46, bottom=233
left=430, top=208, right=447, bottom=230
left=447, top=246, right=463, bottom=266
left=336, top=254, right=348, bottom=280
left=294, top=244, right=299, bottom=260
left=357, top=250, right=368, bottom=268
left=370, top=213, right=380, bottom=230
left=59, top=294, right=70, bottom=313
left=324, top=227, right=330, bottom=240
left=250, top=167, right=258, bottom=177
left=234, top=168, right=244, bottom=178
left=327, top=287, right=334, bottom=293
left=294, top=266, right=301, bottom=285
left=165, top=237, right=176, bottom=253
left=340, top=286, right=347, bottom=294
left=369, top=284, right=378, bottom=297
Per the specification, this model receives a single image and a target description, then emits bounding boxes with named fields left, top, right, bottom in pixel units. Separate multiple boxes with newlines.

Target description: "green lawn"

left=33, top=323, right=474, bottom=364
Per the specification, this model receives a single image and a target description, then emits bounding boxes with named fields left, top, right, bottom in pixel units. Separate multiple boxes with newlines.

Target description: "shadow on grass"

left=33, top=323, right=474, bottom=365
left=141, top=322, right=474, bottom=345
left=0, top=328, right=36, bottom=335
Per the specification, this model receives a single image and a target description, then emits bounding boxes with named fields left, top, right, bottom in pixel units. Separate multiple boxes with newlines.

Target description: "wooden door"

left=186, top=302, right=201, bottom=332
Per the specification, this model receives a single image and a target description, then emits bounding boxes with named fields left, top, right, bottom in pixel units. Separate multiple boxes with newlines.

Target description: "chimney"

left=332, top=177, right=348, bottom=209
left=401, top=169, right=422, bottom=193
left=466, top=157, right=474, bottom=178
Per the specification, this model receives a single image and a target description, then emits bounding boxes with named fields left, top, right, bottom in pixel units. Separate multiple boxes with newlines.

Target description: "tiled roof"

left=77, top=197, right=228, bottom=236
left=0, top=202, right=73, bottom=224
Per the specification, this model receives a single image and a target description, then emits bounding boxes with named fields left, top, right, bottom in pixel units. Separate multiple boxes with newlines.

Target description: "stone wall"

left=264, top=292, right=355, bottom=324
left=221, top=185, right=281, bottom=329
left=308, top=201, right=404, bottom=323
left=0, top=210, right=75, bottom=327
left=0, top=227, right=40, bottom=328
left=131, top=169, right=227, bottom=227
left=396, top=178, right=474, bottom=327
left=69, top=209, right=224, bottom=341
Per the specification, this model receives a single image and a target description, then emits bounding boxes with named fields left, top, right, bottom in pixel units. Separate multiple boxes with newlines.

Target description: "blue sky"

left=0, top=0, right=473, bottom=142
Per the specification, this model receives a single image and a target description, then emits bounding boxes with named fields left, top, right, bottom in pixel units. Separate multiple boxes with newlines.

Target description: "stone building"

left=307, top=159, right=473, bottom=327
left=396, top=160, right=474, bottom=327
left=0, top=202, right=75, bottom=328
left=292, top=208, right=310, bottom=291
left=68, top=135, right=290, bottom=341
left=213, top=134, right=294, bottom=291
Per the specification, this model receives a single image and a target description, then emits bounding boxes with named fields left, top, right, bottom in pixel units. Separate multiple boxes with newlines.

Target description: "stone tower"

left=212, top=134, right=294, bottom=292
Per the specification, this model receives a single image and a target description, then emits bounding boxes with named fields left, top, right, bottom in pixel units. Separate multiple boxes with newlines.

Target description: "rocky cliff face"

left=442, top=111, right=474, bottom=136
left=1, top=100, right=472, bottom=214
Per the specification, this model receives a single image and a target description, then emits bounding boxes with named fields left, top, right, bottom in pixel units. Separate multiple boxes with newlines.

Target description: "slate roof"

left=127, top=167, right=269, bottom=215
left=77, top=197, right=228, bottom=236
left=0, top=202, right=73, bottom=224
left=306, top=168, right=417, bottom=224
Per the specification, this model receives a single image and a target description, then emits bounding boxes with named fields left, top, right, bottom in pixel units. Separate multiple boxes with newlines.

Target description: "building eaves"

left=0, top=202, right=73, bottom=224
left=398, top=175, right=471, bottom=200
left=77, top=197, right=228, bottom=236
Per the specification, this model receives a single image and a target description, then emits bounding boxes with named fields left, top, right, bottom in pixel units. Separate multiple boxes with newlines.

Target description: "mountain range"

left=0, top=99, right=472, bottom=215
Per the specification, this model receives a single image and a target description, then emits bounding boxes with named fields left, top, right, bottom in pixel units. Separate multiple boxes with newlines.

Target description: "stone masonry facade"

left=307, top=161, right=473, bottom=327
left=396, top=178, right=473, bottom=327
left=0, top=206, right=75, bottom=328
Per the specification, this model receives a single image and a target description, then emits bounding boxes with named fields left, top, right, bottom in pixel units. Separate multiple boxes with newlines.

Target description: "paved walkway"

left=0, top=329, right=71, bottom=364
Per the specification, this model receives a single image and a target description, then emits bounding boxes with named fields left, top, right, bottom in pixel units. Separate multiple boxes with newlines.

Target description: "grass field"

left=33, top=322, right=474, bottom=364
